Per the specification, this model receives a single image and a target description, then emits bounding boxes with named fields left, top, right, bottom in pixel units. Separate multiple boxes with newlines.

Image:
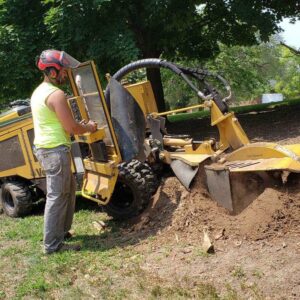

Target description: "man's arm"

left=47, top=89, right=97, bottom=134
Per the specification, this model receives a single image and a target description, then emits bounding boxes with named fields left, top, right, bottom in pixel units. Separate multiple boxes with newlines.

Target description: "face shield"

left=59, top=51, right=81, bottom=69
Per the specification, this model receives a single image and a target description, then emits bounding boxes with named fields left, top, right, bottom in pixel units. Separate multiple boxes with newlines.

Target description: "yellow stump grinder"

left=1, top=57, right=300, bottom=218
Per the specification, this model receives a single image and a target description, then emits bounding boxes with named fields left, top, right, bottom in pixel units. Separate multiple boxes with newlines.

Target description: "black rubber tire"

left=104, top=160, right=158, bottom=220
left=0, top=182, right=32, bottom=217
left=126, top=160, right=159, bottom=195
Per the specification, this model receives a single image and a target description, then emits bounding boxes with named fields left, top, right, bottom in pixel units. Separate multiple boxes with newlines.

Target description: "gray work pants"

left=35, top=145, right=76, bottom=254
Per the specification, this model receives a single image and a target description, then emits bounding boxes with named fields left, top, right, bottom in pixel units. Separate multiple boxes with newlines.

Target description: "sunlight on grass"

left=0, top=201, right=226, bottom=299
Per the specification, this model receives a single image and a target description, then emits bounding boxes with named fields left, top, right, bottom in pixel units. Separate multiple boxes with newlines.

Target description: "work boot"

left=40, top=230, right=75, bottom=242
left=44, top=243, right=81, bottom=255
left=64, top=230, right=75, bottom=240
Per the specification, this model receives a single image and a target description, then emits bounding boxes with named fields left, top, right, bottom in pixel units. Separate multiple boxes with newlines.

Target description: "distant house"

left=261, top=93, right=284, bottom=104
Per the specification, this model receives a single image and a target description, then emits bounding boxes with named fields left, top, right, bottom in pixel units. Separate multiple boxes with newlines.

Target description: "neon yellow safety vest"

left=31, top=82, right=71, bottom=149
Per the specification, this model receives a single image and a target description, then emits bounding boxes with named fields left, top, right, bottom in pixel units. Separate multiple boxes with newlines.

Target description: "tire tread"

left=104, top=160, right=159, bottom=220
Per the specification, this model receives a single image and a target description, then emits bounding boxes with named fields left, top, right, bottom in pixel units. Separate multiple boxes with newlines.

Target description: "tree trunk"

left=146, top=67, right=165, bottom=112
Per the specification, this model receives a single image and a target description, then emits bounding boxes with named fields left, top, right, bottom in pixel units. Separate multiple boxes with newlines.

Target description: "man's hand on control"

left=80, top=119, right=97, bottom=133
left=85, top=120, right=97, bottom=133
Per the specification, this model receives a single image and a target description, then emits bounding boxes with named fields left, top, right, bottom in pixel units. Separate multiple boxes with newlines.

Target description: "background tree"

left=97, top=0, right=299, bottom=111
left=162, top=36, right=300, bottom=109
left=204, top=40, right=282, bottom=103
left=0, top=0, right=49, bottom=104
left=0, top=0, right=299, bottom=108
left=274, top=46, right=300, bottom=99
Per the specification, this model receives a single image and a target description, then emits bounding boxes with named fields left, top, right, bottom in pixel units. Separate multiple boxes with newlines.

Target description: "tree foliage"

left=0, top=0, right=49, bottom=103
left=205, top=41, right=281, bottom=102
left=163, top=38, right=300, bottom=109
left=0, top=0, right=299, bottom=106
left=274, top=47, right=300, bottom=99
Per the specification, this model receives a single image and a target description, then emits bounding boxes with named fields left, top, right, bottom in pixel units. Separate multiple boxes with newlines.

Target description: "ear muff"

left=48, top=67, right=58, bottom=79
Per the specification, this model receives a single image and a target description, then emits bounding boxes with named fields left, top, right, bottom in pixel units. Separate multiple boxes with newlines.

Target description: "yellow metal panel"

left=283, top=144, right=300, bottom=156
left=170, top=153, right=211, bottom=166
left=0, top=110, right=20, bottom=122
left=211, top=110, right=232, bottom=126
left=184, top=141, right=216, bottom=155
left=0, top=110, right=32, bottom=126
left=0, top=166, right=32, bottom=179
left=125, top=81, right=158, bottom=115
left=67, top=95, right=89, bottom=121
left=81, top=170, right=118, bottom=205
left=0, top=118, right=77, bottom=179
left=226, top=157, right=300, bottom=173
left=0, top=129, right=33, bottom=179
left=218, top=116, right=249, bottom=150
left=226, top=143, right=300, bottom=161
left=83, top=159, right=116, bottom=176
left=209, top=101, right=249, bottom=150
left=74, top=127, right=106, bottom=143
left=21, top=123, right=41, bottom=178
left=0, top=117, right=32, bottom=137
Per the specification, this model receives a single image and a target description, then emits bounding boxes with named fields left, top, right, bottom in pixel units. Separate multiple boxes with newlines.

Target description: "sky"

left=279, top=18, right=300, bottom=49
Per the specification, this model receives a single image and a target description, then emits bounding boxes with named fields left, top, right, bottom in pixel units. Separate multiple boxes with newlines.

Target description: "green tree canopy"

left=0, top=0, right=299, bottom=108
left=0, top=0, right=49, bottom=103
left=163, top=38, right=300, bottom=109
left=274, top=46, right=300, bottom=99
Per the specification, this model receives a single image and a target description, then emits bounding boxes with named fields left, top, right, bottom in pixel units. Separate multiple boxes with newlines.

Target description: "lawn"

left=0, top=199, right=223, bottom=300
left=1, top=97, right=292, bottom=299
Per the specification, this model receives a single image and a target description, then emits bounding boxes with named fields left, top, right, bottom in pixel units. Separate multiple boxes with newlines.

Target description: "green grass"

left=167, top=97, right=300, bottom=122
left=0, top=198, right=235, bottom=300
left=1, top=199, right=265, bottom=299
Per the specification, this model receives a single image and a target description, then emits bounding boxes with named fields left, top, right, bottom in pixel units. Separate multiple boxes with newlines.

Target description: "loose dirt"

left=121, top=103, right=300, bottom=299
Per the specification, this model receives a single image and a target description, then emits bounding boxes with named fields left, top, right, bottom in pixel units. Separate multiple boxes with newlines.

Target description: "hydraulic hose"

left=105, top=58, right=231, bottom=113
left=105, top=59, right=202, bottom=104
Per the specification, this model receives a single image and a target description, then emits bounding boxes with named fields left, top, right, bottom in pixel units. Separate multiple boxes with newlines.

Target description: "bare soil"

left=121, top=104, right=300, bottom=299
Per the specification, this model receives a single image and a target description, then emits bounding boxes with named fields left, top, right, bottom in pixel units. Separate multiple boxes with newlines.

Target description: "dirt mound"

left=124, top=105, right=300, bottom=246
left=120, top=107, right=300, bottom=298
left=127, top=175, right=300, bottom=245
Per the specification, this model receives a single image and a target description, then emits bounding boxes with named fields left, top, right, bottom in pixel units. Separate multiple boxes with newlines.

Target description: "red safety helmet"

left=36, top=49, right=80, bottom=71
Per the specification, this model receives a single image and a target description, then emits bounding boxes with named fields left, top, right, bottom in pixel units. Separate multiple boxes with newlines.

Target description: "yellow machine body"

left=0, top=60, right=158, bottom=219
left=0, top=116, right=38, bottom=179
left=2, top=57, right=299, bottom=218
left=145, top=92, right=300, bottom=215
left=150, top=101, right=250, bottom=166
left=0, top=111, right=82, bottom=186
left=125, top=80, right=158, bottom=115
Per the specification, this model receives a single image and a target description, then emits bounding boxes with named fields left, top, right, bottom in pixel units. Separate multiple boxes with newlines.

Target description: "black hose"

left=105, top=58, right=230, bottom=113
left=105, top=59, right=203, bottom=105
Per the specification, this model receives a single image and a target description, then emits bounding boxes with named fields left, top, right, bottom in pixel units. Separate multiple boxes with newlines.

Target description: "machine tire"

left=126, top=160, right=159, bottom=195
left=0, top=181, right=32, bottom=217
left=104, top=160, right=158, bottom=220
